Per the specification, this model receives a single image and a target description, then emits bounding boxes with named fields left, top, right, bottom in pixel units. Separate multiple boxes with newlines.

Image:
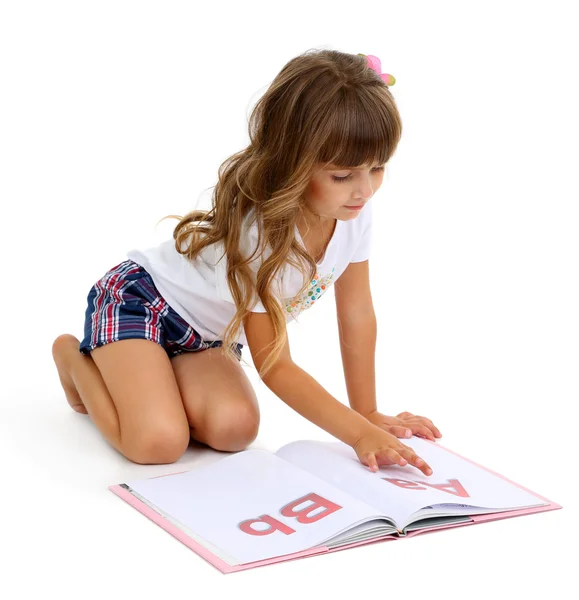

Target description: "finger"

left=421, top=417, right=442, bottom=437
left=412, top=425, right=437, bottom=441
left=411, top=421, right=439, bottom=440
left=398, top=447, right=433, bottom=476
left=377, top=447, right=408, bottom=467
left=386, top=425, right=413, bottom=439
left=362, top=452, right=379, bottom=472
left=416, top=416, right=442, bottom=438
left=411, top=454, right=433, bottom=476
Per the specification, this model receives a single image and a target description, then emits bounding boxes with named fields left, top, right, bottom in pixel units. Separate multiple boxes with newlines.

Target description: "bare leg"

left=52, top=334, right=123, bottom=446
left=51, top=334, right=190, bottom=464
left=52, top=337, right=87, bottom=413
left=171, top=348, right=260, bottom=452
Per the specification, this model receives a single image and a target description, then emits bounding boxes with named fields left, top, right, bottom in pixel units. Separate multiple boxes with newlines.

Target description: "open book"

left=109, top=436, right=561, bottom=574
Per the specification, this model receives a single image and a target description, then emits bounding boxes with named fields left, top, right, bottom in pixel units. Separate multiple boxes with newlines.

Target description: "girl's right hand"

left=353, top=426, right=433, bottom=476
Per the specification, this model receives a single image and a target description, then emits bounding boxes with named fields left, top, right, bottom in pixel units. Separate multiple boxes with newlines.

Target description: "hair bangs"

left=316, top=87, right=399, bottom=170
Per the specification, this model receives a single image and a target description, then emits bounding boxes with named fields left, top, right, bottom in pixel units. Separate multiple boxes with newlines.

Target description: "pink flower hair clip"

left=357, top=53, right=396, bottom=86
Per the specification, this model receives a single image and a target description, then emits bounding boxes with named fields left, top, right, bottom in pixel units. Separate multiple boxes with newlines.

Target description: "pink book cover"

left=108, top=440, right=562, bottom=574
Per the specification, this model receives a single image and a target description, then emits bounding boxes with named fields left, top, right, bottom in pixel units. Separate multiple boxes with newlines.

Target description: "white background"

left=1, top=1, right=576, bottom=598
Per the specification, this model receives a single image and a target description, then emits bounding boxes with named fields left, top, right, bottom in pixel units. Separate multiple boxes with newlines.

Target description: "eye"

left=332, top=165, right=385, bottom=183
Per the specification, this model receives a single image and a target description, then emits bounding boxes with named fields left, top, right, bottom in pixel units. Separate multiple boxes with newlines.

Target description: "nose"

left=356, top=172, right=377, bottom=200
left=355, top=181, right=374, bottom=201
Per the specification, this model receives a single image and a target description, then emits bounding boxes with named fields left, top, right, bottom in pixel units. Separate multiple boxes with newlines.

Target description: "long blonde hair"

left=158, top=48, right=403, bottom=379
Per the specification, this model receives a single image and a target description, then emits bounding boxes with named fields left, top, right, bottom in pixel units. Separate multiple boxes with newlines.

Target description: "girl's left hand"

left=365, top=410, right=442, bottom=441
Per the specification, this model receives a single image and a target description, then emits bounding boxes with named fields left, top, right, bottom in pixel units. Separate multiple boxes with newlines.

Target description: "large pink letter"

left=238, top=515, right=296, bottom=536
left=383, top=477, right=470, bottom=498
left=280, top=493, right=342, bottom=524
left=383, top=478, right=428, bottom=490
left=422, top=478, right=470, bottom=498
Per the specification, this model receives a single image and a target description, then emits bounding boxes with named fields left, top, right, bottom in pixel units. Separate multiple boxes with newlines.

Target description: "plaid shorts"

left=79, top=259, right=243, bottom=360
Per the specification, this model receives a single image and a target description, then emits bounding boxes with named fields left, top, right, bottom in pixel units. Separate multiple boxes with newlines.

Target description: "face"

left=302, top=161, right=385, bottom=222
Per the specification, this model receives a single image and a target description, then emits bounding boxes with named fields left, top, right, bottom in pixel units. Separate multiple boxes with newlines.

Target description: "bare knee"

left=123, top=424, right=190, bottom=465
left=52, top=333, right=77, bottom=364
left=201, top=404, right=260, bottom=453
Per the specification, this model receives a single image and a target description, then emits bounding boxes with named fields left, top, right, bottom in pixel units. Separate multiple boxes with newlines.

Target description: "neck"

left=299, top=207, right=335, bottom=232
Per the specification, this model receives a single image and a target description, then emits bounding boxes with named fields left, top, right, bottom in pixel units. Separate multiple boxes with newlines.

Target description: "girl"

left=52, top=49, right=442, bottom=474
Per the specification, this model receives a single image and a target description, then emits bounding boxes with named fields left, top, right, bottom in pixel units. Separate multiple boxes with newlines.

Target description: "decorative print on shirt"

left=285, top=267, right=335, bottom=318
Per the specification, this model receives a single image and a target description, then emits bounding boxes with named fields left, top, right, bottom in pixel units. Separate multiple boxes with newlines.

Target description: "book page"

left=123, top=449, right=392, bottom=566
left=275, top=438, right=547, bottom=529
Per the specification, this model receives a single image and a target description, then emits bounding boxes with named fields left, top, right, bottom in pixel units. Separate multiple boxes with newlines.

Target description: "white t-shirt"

left=126, top=198, right=373, bottom=346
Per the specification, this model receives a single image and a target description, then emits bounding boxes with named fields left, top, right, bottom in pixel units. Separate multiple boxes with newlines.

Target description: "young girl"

left=52, top=49, right=442, bottom=475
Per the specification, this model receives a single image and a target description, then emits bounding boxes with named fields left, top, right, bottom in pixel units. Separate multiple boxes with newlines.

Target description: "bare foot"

left=52, top=334, right=88, bottom=414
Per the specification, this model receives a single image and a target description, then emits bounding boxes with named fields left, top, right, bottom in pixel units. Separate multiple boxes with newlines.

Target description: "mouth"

left=345, top=204, right=364, bottom=210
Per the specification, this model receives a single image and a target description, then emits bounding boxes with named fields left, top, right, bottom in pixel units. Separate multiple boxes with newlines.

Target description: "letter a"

left=383, top=478, right=427, bottom=490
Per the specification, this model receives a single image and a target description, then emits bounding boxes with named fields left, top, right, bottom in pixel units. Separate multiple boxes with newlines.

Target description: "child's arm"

left=244, top=311, right=375, bottom=447
left=334, top=259, right=378, bottom=418
left=244, top=310, right=434, bottom=475
left=335, top=259, right=442, bottom=441
left=263, top=359, right=374, bottom=447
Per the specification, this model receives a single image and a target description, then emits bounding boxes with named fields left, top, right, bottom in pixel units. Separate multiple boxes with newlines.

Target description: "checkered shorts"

left=79, top=259, right=243, bottom=360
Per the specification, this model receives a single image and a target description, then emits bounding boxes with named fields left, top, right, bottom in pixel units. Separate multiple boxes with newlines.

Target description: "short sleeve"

left=349, top=198, right=373, bottom=262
